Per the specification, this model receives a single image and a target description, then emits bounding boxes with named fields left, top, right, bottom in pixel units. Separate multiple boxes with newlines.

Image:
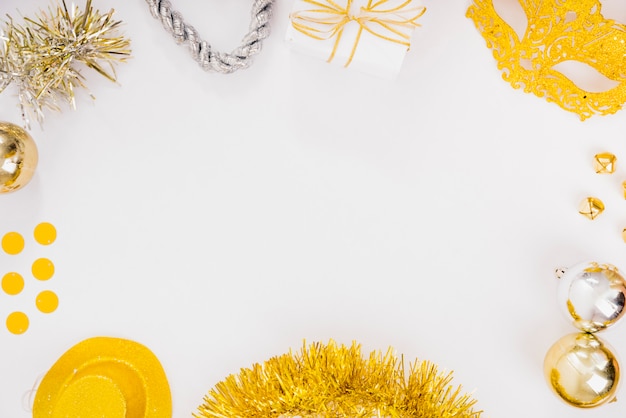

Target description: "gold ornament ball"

left=544, top=333, right=619, bottom=408
left=0, top=122, right=38, bottom=193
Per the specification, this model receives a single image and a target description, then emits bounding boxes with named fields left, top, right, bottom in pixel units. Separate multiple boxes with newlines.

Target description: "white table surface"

left=2, top=0, right=626, bottom=417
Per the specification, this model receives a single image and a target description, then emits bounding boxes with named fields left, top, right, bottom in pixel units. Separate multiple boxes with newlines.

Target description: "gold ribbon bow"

left=291, top=0, right=426, bottom=67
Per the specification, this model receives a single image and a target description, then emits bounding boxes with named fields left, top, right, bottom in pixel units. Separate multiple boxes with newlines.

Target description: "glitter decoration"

left=578, top=197, right=604, bottom=220
left=2, top=232, right=25, bottom=255
left=2, top=272, right=24, bottom=295
left=34, top=222, right=57, bottom=245
left=467, top=0, right=626, bottom=120
left=6, top=311, right=29, bottom=335
left=594, top=153, right=617, bottom=174
left=146, top=0, right=274, bottom=74
left=0, top=0, right=131, bottom=127
left=195, top=340, right=482, bottom=418
left=33, top=337, right=172, bottom=418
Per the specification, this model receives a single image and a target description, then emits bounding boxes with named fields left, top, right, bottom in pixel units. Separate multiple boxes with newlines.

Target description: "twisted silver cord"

left=145, top=0, right=274, bottom=74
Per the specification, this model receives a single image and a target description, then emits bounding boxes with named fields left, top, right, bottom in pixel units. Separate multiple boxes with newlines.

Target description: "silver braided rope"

left=145, top=0, right=275, bottom=74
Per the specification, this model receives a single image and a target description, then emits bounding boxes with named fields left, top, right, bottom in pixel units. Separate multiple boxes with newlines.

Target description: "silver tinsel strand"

left=145, top=0, right=274, bottom=74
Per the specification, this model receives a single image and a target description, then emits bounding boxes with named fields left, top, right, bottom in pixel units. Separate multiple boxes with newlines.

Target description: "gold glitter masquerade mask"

left=467, top=0, right=626, bottom=120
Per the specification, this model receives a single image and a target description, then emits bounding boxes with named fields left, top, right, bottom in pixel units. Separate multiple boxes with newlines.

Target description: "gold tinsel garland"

left=0, top=0, right=130, bottom=126
left=195, top=340, right=482, bottom=418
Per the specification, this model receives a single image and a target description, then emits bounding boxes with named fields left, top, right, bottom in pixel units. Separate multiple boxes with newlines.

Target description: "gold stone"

left=622, top=228, right=626, bottom=243
left=622, top=181, right=626, bottom=199
left=594, top=153, right=617, bottom=174
left=579, top=197, right=604, bottom=220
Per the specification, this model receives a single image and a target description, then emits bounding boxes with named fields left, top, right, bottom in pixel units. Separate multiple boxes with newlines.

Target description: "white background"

left=2, top=0, right=626, bottom=417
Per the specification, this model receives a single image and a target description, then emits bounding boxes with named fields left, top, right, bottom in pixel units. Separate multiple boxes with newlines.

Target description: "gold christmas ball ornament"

left=556, top=262, right=626, bottom=333
left=0, top=122, right=38, bottom=193
left=544, top=333, right=620, bottom=408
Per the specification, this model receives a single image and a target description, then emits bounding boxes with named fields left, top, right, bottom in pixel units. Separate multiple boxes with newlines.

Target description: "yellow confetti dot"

left=34, top=222, right=57, bottom=245
left=36, top=290, right=59, bottom=314
left=2, top=232, right=24, bottom=255
left=6, top=311, right=29, bottom=334
left=32, top=258, right=54, bottom=281
left=2, top=272, right=24, bottom=295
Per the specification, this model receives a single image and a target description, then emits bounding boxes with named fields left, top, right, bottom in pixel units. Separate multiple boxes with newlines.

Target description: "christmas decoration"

left=195, top=340, right=482, bottom=418
left=33, top=337, right=172, bottom=418
left=578, top=197, right=604, bottom=220
left=286, top=0, right=426, bottom=78
left=145, top=0, right=274, bottom=73
left=0, top=122, right=38, bottom=193
left=593, top=153, right=617, bottom=174
left=466, top=0, right=626, bottom=120
left=545, top=262, right=626, bottom=407
left=545, top=333, right=619, bottom=408
left=0, top=0, right=130, bottom=193
left=556, top=262, right=626, bottom=333
left=0, top=0, right=131, bottom=127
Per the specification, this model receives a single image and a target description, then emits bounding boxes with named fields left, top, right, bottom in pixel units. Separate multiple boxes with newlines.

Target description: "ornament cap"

left=555, top=267, right=567, bottom=279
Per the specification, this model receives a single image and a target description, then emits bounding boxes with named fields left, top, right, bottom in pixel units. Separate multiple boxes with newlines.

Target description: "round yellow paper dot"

left=2, top=232, right=24, bottom=255
left=2, top=272, right=24, bottom=295
left=34, top=222, right=57, bottom=245
left=32, top=258, right=54, bottom=281
left=36, top=290, right=59, bottom=314
left=6, top=311, right=29, bottom=334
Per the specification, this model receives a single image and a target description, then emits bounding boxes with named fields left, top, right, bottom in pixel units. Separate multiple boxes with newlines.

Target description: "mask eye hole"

left=564, top=11, right=577, bottom=24
left=492, top=0, right=528, bottom=41
left=551, top=60, right=620, bottom=93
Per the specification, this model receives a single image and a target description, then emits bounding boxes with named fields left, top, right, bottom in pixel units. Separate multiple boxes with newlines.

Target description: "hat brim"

left=33, top=336, right=172, bottom=418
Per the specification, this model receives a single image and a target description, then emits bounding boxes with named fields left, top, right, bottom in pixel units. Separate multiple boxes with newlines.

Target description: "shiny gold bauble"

left=544, top=333, right=620, bottom=408
left=0, top=121, right=38, bottom=193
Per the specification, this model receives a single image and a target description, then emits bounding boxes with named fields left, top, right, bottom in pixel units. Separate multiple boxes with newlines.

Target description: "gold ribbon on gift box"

left=291, top=0, right=426, bottom=67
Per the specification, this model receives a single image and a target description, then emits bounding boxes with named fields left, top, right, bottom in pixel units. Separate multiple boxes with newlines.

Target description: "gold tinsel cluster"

left=195, top=340, right=482, bottom=418
left=0, top=0, right=130, bottom=126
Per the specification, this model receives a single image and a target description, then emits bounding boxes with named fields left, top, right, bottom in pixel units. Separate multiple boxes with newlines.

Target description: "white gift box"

left=285, top=0, right=425, bottom=79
